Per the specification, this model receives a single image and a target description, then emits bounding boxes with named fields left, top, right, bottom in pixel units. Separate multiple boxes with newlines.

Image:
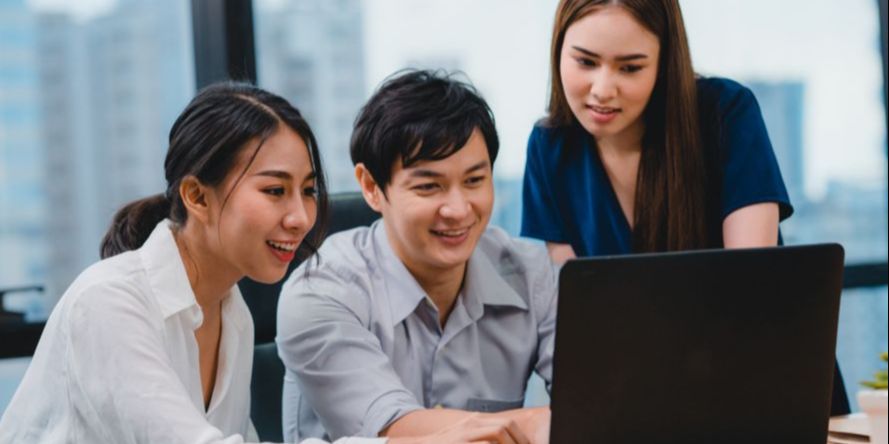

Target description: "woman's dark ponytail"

left=100, top=193, right=172, bottom=259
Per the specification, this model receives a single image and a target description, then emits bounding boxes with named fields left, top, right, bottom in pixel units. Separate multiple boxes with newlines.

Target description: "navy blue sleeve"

left=521, top=125, right=568, bottom=243
left=716, top=80, right=794, bottom=221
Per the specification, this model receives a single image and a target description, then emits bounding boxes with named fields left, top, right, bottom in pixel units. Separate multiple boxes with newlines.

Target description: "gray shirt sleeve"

left=277, top=269, right=423, bottom=439
left=529, top=243, right=559, bottom=393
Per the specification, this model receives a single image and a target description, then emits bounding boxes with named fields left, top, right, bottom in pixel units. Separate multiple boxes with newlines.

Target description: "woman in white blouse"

left=0, top=83, right=528, bottom=444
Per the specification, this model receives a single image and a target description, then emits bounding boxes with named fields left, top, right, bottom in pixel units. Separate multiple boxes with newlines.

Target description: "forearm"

left=381, top=408, right=476, bottom=437
left=381, top=406, right=549, bottom=441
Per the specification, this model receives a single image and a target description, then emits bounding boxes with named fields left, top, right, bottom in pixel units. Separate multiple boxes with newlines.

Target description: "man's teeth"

left=267, top=240, right=297, bottom=252
left=432, top=228, right=468, bottom=237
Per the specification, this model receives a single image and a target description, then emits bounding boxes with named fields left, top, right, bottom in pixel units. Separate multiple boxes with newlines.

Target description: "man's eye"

left=466, top=176, right=486, bottom=185
left=412, top=183, right=439, bottom=192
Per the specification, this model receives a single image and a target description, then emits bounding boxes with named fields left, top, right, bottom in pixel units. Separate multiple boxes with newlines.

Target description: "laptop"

left=549, top=244, right=844, bottom=444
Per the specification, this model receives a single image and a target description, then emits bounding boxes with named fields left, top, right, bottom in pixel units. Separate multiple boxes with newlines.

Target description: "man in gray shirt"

left=277, top=70, right=556, bottom=444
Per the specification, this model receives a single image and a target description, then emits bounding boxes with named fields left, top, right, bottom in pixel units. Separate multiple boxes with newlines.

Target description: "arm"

left=545, top=242, right=576, bottom=265
left=521, top=126, right=570, bottom=248
left=67, top=282, right=252, bottom=444
left=382, top=407, right=548, bottom=444
left=716, top=81, right=793, bottom=230
left=277, top=273, right=422, bottom=439
left=722, top=202, right=780, bottom=248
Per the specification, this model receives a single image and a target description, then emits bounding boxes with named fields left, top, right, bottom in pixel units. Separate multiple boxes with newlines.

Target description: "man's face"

left=366, top=128, right=494, bottom=278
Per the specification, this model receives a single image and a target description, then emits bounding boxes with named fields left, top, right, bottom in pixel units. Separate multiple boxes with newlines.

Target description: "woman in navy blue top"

left=521, top=0, right=792, bottom=262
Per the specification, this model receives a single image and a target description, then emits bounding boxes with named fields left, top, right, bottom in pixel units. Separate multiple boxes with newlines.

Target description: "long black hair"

left=100, top=82, right=328, bottom=260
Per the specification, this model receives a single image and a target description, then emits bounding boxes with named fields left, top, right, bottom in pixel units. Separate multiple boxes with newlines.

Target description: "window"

left=0, top=0, right=194, bottom=412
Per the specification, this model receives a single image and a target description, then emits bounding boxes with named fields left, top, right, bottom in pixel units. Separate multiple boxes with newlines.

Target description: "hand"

left=513, top=407, right=550, bottom=444
left=390, top=413, right=532, bottom=444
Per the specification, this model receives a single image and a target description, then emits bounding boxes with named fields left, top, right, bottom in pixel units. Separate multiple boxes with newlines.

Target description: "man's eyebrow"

left=464, top=160, right=490, bottom=174
left=407, top=169, right=443, bottom=179
left=571, top=45, right=648, bottom=62
left=407, top=160, right=490, bottom=178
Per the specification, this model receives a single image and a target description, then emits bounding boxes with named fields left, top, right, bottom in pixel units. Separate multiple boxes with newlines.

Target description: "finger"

left=462, top=425, right=517, bottom=444
left=502, top=419, right=531, bottom=444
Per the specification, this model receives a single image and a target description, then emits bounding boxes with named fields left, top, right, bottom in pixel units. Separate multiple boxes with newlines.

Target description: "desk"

left=829, top=414, right=871, bottom=443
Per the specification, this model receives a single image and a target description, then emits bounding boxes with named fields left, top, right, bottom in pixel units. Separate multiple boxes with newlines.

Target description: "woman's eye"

left=576, top=57, right=596, bottom=67
left=621, top=64, right=643, bottom=73
left=303, top=186, right=319, bottom=197
left=263, top=187, right=285, bottom=197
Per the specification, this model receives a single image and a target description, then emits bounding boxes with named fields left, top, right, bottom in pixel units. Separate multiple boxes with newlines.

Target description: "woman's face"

left=209, top=126, right=319, bottom=284
left=559, top=5, right=660, bottom=146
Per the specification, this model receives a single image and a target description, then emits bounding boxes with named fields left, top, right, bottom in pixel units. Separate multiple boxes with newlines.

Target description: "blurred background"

left=1, top=0, right=886, bottom=413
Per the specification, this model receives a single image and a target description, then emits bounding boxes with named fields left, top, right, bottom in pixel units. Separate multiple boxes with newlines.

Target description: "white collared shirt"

left=0, top=220, right=383, bottom=444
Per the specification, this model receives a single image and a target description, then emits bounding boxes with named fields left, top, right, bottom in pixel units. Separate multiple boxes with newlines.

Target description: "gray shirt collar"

left=370, top=220, right=529, bottom=327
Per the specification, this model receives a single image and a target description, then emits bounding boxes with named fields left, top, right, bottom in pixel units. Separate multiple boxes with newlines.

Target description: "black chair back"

left=250, top=342, right=285, bottom=442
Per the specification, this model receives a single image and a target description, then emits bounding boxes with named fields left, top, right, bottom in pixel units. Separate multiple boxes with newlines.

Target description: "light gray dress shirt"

left=277, top=221, right=558, bottom=442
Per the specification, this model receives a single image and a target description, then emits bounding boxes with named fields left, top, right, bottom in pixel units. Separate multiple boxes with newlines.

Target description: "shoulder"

left=279, top=226, right=376, bottom=321
left=478, top=227, right=551, bottom=267
left=697, top=76, right=759, bottom=113
left=477, top=227, right=558, bottom=298
left=526, top=120, right=590, bottom=171
left=59, top=253, right=158, bottom=328
left=528, top=120, right=581, bottom=150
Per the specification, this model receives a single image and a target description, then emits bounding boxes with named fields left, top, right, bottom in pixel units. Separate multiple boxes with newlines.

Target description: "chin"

left=248, top=269, right=289, bottom=285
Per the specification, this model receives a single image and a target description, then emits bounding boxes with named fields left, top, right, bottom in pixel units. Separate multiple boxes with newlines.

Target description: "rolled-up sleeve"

left=277, top=270, right=422, bottom=439
left=521, top=125, right=568, bottom=243
left=718, top=83, right=793, bottom=221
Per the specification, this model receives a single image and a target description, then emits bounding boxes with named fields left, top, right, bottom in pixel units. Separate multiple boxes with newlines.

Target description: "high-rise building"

left=0, top=0, right=47, bottom=297
left=35, top=12, right=95, bottom=301
left=29, top=0, right=194, bottom=303
left=256, top=0, right=366, bottom=191
left=84, top=0, right=194, bottom=227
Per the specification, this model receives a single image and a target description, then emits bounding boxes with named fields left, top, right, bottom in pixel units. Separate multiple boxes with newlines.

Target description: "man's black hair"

left=350, top=69, right=499, bottom=194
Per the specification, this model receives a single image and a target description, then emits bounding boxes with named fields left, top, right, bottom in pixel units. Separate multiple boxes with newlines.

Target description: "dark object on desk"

left=1, top=285, right=46, bottom=359
left=550, top=243, right=844, bottom=444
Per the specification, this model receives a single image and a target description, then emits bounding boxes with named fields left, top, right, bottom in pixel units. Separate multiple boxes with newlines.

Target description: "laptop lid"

left=550, top=244, right=844, bottom=444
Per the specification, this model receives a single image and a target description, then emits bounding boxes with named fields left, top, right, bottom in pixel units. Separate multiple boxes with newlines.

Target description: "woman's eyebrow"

left=571, top=45, right=648, bottom=61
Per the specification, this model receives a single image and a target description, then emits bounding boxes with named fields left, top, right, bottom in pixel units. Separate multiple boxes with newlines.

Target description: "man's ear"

left=179, top=176, right=211, bottom=224
left=354, top=163, right=384, bottom=213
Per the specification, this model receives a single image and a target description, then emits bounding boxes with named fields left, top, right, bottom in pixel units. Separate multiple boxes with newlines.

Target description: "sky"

left=26, top=0, right=889, bottom=198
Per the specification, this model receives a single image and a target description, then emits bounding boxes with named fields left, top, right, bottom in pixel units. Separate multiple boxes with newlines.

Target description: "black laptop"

left=549, top=244, right=844, bottom=444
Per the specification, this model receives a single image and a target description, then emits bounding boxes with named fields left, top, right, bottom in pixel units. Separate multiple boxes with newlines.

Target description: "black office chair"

left=244, top=191, right=379, bottom=442
left=250, top=342, right=287, bottom=442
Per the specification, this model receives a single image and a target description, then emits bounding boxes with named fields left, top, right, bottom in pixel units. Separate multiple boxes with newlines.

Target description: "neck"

left=173, top=223, right=241, bottom=312
left=594, top=118, right=645, bottom=158
left=405, top=261, right=466, bottom=328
